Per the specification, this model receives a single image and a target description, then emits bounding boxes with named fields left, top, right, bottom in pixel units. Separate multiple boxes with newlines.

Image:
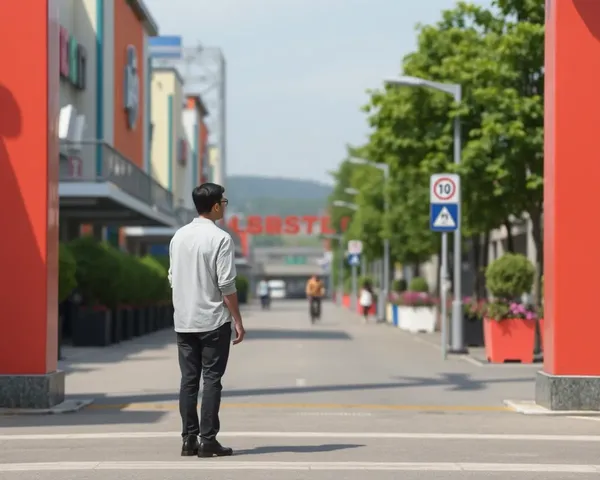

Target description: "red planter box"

left=484, top=318, right=536, bottom=363
left=538, top=318, right=544, bottom=351
left=342, top=294, right=350, bottom=308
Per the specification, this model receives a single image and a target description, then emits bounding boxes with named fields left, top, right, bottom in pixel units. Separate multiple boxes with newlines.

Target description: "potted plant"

left=463, top=297, right=487, bottom=347
left=58, top=243, right=77, bottom=358
left=387, top=279, right=407, bottom=325
left=139, top=255, right=168, bottom=332
left=236, top=275, right=249, bottom=304
left=484, top=253, right=537, bottom=363
left=68, top=236, right=123, bottom=346
left=395, top=277, right=438, bottom=333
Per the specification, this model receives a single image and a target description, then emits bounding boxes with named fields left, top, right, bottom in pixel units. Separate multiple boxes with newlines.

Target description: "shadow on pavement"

left=235, top=444, right=364, bottom=455
left=59, top=330, right=176, bottom=366
left=57, top=373, right=533, bottom=407
left=245, top=328, right=352, bottom=341
left=0, top=410, right=168, bottom=428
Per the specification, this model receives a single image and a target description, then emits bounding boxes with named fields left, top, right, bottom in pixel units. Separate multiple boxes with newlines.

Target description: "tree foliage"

left=327, top=0, right=545, bottom=299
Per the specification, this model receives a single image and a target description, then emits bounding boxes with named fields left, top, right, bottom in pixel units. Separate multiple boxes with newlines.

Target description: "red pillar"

left=537, top=0, right=600, bottom=409
left=0, top=0, right=63, bottom=408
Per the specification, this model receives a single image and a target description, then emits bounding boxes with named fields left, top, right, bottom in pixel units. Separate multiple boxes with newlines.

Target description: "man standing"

left=168, top=183, right=246, bottom=458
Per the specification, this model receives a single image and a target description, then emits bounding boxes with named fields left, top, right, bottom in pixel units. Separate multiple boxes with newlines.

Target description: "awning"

left=59, top=141, right=179, bottom=227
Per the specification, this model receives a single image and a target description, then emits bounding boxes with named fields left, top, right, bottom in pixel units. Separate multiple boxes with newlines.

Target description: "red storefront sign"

left=226, top=215, right=350, bottom=236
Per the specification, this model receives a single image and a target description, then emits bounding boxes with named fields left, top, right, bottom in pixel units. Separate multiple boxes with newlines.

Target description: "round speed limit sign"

left=430, top=173, right=460, bottom=204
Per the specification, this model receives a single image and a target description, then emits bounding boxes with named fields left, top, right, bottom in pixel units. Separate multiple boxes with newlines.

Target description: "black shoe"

left=198, top=440, right=233, bottom=457
left=181, top=435, right=199, bottom=456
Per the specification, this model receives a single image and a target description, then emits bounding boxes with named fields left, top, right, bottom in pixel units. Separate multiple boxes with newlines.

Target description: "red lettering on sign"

left=225, top=215, right=350, bottom=235
left=283, top=215, right=300, bottom=234
left=320, top=216, right=336, bottom=235
left=265, top=216, right=282, bottom=235
left=227, top=216, right=241, bottom=233
left=301, top=215, right=319, bottom=235
left=246, top=215, right=262, bottom=235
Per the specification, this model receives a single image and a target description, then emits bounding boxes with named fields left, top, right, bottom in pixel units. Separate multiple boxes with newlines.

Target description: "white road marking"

left=569, top=416, right=600, bottom=422
left=294, top=412, right=372, bottom=417
left=4, top=431, right=600, bottom=442
left=0, top=461, right=598, bottom=472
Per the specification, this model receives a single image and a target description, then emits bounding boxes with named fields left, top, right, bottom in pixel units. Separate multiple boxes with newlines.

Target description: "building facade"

left=182, top=95, right=210, bottom=207
left=150, top=67, right=187, bottom=205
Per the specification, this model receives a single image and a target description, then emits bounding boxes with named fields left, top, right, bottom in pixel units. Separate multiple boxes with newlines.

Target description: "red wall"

left=113, top=0, right=145, bottom=168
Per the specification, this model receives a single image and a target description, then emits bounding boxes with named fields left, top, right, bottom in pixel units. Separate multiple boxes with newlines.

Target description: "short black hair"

left=192, top=183, right=225, bottom=214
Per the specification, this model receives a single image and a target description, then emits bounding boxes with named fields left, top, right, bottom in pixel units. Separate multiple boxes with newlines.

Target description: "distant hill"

left=226, top=175, right=332, bottom=216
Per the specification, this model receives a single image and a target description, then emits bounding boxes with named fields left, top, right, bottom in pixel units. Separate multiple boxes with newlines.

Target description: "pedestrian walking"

left=359, top=280, right=374, bottom=323
left=168, top=183, right=246, bottom=458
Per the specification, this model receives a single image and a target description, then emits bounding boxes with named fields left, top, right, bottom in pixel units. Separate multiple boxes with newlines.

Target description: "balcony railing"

left=59, top=140, right=174, bottom=216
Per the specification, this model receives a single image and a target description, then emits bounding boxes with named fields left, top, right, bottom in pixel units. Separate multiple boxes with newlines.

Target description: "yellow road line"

left=87, top=402, right=509, bottom=412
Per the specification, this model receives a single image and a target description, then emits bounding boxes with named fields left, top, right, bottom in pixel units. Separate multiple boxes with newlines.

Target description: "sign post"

left=430, top=173, right=461, bottom=358
left=347, top=240, right=363, bottom=311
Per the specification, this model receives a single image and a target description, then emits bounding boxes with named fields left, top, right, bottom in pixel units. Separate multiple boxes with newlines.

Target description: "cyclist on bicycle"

left=305, top=275, right=325, bottom=320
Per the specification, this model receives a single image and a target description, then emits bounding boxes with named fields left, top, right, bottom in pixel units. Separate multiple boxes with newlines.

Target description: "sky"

left=145, top=0, right=490, bottom=185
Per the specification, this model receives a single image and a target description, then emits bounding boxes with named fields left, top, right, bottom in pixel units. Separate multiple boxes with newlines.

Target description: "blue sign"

left=148, top=36, right=183, bottom=59
left=347, top=253, right=360, bottom=266
left=430, top=203, right=458, bottom=232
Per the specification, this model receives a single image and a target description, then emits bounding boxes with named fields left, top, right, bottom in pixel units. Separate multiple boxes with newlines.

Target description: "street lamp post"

left=332, top=200, right=360, bottom=311
left=348, top=158, right=390, bottom=323
left=344, top=188, right=366, bottom=278
left=321, top=233, right=343, bottom=306
left=385, top=75, right=464, bottom=353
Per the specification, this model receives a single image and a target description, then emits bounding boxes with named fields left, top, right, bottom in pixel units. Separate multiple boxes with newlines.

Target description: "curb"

left=504, top=399, right=600, bottom=416
left=0, top=399, right=94, bottom=416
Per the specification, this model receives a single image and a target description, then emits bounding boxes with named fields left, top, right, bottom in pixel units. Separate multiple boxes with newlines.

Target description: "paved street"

left=2, top=300, right=600, bottom=479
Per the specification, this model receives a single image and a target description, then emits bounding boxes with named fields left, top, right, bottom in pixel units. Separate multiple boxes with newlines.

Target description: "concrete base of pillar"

left=0, top=370, right=65, bottom=409
left=535, top=370, right=600, bottom=411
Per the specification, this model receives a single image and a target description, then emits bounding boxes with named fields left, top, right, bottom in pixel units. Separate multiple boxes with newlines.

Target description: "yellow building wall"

left=150, top=69, right=184, bottom=204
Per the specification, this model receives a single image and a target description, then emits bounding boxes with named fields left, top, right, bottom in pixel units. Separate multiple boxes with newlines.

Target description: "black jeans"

left=309, top=297, right=321, bottom=317
left=177, top=322, right=231, bottom=442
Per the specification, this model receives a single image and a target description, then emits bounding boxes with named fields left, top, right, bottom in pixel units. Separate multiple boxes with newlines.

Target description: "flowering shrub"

left=463, top=297, right=488, bottom=320
left=486, top=299, right=537, bottom=321
left=393, top=290, right=438, bottom=307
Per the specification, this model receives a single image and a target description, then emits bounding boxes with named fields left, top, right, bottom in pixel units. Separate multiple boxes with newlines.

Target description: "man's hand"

left=233, top=321, right=246, bottom=345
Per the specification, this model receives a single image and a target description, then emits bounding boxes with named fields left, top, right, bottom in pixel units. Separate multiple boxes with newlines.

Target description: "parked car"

left=268, top=279, right=287, bottom=299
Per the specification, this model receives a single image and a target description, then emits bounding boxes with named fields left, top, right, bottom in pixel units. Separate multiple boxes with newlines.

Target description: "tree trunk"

left=478, top=232, right=491, bottom=299
left=471, top=235, right=481, bottom=300
left=504, top=219, right=515, bottom=253
left=529, top=209, right=544, bottom=307
left=413, top=262, right=421, bottom=278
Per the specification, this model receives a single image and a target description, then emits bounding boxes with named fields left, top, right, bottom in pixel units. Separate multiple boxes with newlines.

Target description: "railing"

left=59, top=140, right=175, bottom=216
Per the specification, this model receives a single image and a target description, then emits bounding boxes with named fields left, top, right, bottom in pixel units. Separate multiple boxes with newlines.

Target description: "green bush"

left=140, top=255, right=170, bottom=303
left=392, top=278, right=407, bottom=292
left=235, top=275, right=249, bottom=295
left=485, top=253, right=535, bottom=299
left=408, top=277, right=429, bottom=293
left=68, top=237, right=123, bottom=308
left=116, top=252, right=144, bottom=306
left=58, top=243, right=77, bottom=303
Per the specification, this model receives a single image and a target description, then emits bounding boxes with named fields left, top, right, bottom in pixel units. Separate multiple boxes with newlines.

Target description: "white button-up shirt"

left=168, top=217, right=237, bottom=333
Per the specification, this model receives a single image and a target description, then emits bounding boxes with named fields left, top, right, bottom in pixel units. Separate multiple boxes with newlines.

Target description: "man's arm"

left=216, top=236, right=243, bottom=324
left=168, top=238, right=174, bottom=288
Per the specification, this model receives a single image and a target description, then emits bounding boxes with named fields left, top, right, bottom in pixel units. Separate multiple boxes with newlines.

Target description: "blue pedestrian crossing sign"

left=347, top=253, right=361, bottom=266
left=430, top=204, right=458, bottom=232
